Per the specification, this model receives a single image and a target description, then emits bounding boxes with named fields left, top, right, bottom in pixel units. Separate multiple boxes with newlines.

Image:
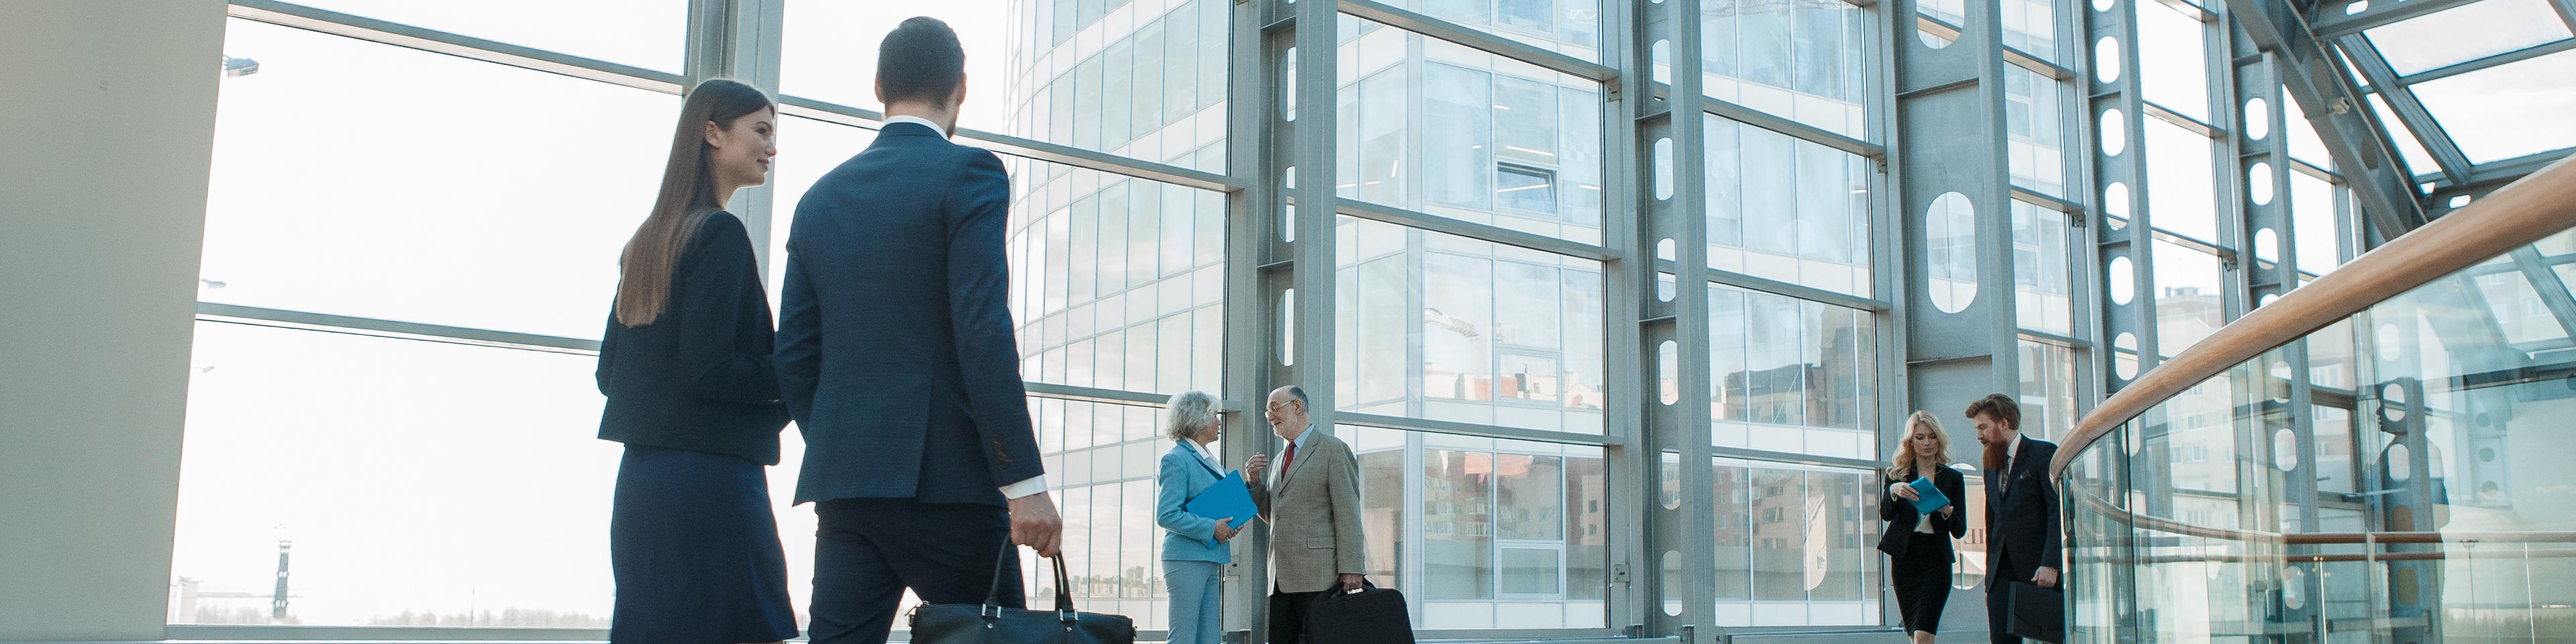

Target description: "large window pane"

left=2136, top=2, right=2210, bottom=121
left=2410, top=49, right=2576, bottom=164
left=1028, top=400, right=1168, bottom=624
left=2018, top=340, right=2080, bottom=441
left=1702, top=0, right=1874, bottom=139
left=1346, top=426, right=1609, bottom=629
left=282, top=0, right=684, bottom=71
left=2289, top=172, right=2345, bottom=276
left=2006, top=65, right=2070, bottom=197
left=201, top=19, right=674, bottom=339
left=2283, top=91, right=2334, bottom=170
left=1708, top=284, right=1877, bottom=458
left=172, top=323, right=616, bottom=625
left=1336, top=217, right=1610, bottom=435
left=1406, top=0, right=1606, bottom=61
left=2013, top=200, right=2076, bottom=335
left=994, top=0, right=1231, bottom=167
left=1704, top=115, right=1875, bottom=297
left=2312, top=405, right=2358, bottom=494
left=2472, top=270, right=2567, bottom=345
left=2144, top=119, right=2219, bottom=244
left=2365, top=93, right=2442, bottom=176
left=2002, top=0, right=2065, bottom=63
left=1712, top=459, right=1880, bottom=626
left=2153, top=239, right=2225, bottom=357
left=1340, top=19, right=1610, bottom=245
left=2360, top=0, right=2571, bottom=75
left=781, top=3, right=1015, bottom=132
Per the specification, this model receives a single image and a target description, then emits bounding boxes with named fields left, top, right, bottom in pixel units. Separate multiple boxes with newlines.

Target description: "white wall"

left=0, top=1, right=227, bottom=639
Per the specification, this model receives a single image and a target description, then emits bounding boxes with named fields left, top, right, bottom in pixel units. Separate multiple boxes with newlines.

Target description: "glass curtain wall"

left=154, top=0, right=2334, bottom=637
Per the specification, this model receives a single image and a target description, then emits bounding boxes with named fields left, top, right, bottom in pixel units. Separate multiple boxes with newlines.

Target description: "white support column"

left=0, top=1, right=228, bottom=639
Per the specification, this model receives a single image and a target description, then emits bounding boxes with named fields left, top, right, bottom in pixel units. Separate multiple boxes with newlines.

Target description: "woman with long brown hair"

left=1880, top=411, right=1967, bottom=644
left=593, top=78, right=795, bottom=643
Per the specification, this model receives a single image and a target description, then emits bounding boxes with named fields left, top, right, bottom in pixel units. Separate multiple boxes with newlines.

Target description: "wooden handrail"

left=2049, top=154, right=2576, bottom=478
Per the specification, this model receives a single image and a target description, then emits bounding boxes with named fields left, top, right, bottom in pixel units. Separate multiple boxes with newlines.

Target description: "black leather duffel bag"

left=909, top=545, right=1134, bottom=644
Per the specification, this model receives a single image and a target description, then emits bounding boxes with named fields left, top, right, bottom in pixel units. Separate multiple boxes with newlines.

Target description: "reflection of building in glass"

left=1710, top=459, right=1878, bottom=625
left=1348, top=427, right=1610, bottom=629
left=1708, top=284, right=1877, bottom=464
left=1000, top=0, right=1236, bottom=627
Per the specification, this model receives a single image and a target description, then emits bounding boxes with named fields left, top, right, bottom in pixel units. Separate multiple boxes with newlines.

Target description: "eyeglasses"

left=1266, top=400, right=1302, bottom=411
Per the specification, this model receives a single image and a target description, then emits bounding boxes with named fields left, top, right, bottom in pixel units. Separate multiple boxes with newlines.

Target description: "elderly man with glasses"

left=1241, top=385, right=1367, bottom=644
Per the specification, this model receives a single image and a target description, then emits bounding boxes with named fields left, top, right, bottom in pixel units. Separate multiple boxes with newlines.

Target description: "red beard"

left=1982, top=440, right=2007, bottom=472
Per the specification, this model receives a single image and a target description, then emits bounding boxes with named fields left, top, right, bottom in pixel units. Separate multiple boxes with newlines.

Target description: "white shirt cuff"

left=1000, top=474, right=1050, bottom=500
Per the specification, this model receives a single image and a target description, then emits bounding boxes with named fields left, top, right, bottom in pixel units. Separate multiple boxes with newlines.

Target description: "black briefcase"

left=908, top=545, right=1135, bottom=644
left=1304, top=581, right=1414, bottom=644
left=2004, top=581, right=2065, bottom=644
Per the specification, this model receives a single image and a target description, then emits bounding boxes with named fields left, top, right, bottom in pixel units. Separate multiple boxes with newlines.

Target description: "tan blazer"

left=1248, top=429, right=1366, bottom=594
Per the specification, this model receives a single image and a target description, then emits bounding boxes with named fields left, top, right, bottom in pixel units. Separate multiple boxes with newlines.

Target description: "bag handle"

left=980, top=541, right=1078, bottom=618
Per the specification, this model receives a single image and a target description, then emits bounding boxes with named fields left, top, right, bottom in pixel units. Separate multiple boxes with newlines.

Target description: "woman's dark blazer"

left=1876, top=464, right=1968, bottom=561
left=595, top=212, right=790, bottom=465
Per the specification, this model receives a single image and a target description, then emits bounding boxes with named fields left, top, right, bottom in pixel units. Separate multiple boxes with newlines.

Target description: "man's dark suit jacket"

left=1983, top=435, right=2063, bottom=590
left=776, top=121, right=1044, bottom=508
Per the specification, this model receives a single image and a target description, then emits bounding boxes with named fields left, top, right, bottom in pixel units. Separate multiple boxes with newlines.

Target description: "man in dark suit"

left=1969, top=394, right=2060, bottom=644
left=775, top=17, right=1062, bottom=644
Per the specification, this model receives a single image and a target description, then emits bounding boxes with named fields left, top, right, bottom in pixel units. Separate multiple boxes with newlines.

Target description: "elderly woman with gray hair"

left=1154, top=390, right=1238, bottom=644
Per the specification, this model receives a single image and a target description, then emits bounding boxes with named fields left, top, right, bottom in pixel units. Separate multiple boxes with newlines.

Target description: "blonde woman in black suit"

left=1881, top=411, right=1967, bottom=644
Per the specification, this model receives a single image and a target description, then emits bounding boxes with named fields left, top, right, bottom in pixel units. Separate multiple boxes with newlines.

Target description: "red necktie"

left=1280, top=443, right=1298, bottom=482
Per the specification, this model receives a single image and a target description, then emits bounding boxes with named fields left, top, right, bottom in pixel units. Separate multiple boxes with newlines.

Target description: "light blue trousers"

left=1162, top=559, right=1223, bottom=644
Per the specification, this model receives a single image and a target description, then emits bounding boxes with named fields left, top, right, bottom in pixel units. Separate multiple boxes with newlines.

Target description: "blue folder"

left=1185, top=470, right=1259, bottom=531
left=1908, top=476, right=1950, bottom=515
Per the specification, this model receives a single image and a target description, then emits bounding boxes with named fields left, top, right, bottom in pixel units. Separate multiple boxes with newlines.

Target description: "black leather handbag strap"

left=980, top=541, right=1077, bottom=618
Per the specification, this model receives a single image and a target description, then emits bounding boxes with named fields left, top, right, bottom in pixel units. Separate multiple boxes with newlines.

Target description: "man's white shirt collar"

left=884, top=115, right=951, bottom=140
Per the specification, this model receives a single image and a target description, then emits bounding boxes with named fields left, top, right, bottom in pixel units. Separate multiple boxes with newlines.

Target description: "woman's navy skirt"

left=609, top=445, right=799, bottom=643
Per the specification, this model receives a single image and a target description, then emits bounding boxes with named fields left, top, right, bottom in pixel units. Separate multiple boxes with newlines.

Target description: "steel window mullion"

left=703, top=0, right=786, bottom=282
left=776, top=97, right=1243, bottom=193
left=1335, top=0, right=1618, bottom=83
left=2139, top=101, right=2223, bottom=138
left=1593, top=0, right=1655, bottom=629
left=1335, top=412, right=1627, bottom=447
left=2307, top=0, right=2489, bottom=38
left=2002, top=45, right=2077, bottom=81
left=227, top=0, right=685, bottom=95
left=1700, top=102, right=1886, bottom=161
left=196, top=303, right=601, bottom=354
left=2018, top=329, right=2095, bottom=350
left=2012, top=186, right=2088, bottom=213
left=1331, top=200, right=1618, bottom=262
left=2392, top=39, right=2576, bottom=87
left=1022, top=381, right=1195, bottom=409
left=1645, top=258, right=1891, bottom=312
left=1665, top=0, right=1722, bottom=638
left=1704, top=445, right=1886, bottom=472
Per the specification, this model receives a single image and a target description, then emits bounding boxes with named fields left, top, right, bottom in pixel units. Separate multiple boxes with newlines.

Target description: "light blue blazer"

left=1156, top=440, right=1233, bottom=564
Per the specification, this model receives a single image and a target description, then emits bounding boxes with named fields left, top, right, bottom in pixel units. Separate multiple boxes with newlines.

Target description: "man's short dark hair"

left=878, top=17, right=966, bottom=107
left=1965, top=394, right=2021, bottom=431
left=1282, top=386, right=1308, bottom=411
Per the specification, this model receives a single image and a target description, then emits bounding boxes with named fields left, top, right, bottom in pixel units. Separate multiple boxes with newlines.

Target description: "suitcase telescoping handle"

left=978, top=541, right=1078, bottom=622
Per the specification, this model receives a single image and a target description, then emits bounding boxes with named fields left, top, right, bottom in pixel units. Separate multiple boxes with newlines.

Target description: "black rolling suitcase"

left=1303, top=582, right=1414, bottom=644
